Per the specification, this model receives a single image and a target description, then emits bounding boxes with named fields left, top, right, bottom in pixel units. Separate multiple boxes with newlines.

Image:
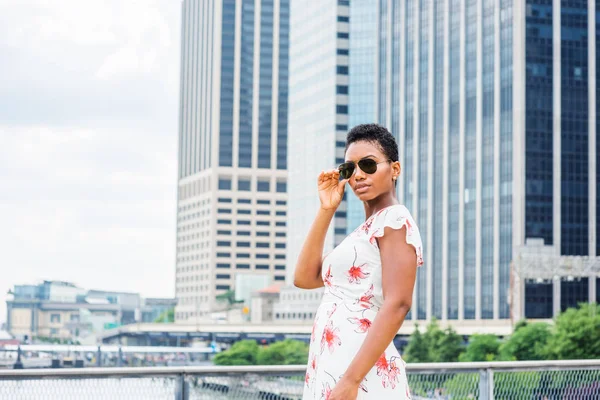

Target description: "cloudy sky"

left=0, top=0, right=181, bottom=322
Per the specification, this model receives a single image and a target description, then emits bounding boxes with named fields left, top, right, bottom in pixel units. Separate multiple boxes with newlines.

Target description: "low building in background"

left=5, top=280, right=176, bottom=343
left=272, top=286, right=322, bottom=324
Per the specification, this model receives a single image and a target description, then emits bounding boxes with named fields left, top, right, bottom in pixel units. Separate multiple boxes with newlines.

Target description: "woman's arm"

left=292, top=207, right=335, bottom=289
left=338, top=226, right=417, bottom=386
left=293, top=169, right=348, bottom=289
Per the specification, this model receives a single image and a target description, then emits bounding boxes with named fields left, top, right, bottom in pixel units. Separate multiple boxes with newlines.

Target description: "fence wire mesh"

left=0, top=363, right=599, bottom=399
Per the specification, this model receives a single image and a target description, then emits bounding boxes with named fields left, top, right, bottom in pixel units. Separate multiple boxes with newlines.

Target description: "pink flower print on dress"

left=346, top=247, right=370, bottom=284
left=347, top=317, right=372, bottom=333
left=375, top=353, right=388, bottom=377
left=305, top=371, right=310, bottom=385
left=357, top=284, right=375, bottom=309
left=310, top=355, right=317, bottom=371
left=326, top=303, right=338, bottom=318
left=321, top=382, right=332, bottom=400
left=323, top=265, right=333, bottom=287
left=320, top=321, right=342, bottom=354
left=386, top=359, right=401, bottom=389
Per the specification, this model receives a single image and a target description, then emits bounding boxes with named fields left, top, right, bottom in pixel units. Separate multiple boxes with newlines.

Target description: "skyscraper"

left=375, top=0, right=599, bottom=325
left=285, top=0, right=351, bottom=284
left=175, top=0, right=290, bottom=323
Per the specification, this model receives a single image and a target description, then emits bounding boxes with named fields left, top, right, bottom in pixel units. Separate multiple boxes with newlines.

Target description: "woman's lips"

left=354, top=184, right=370, bottom=194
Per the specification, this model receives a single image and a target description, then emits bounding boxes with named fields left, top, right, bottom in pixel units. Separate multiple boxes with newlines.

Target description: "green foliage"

left=213, top=340, right=260, bottom=366
left=404, top=319, right=464, bottom=363
left=498, top=321, right=552, bottom=361
left=404, top=324, right=430, bottom=363
left=545, top=302, right=600, bottom=360
left=153, top=308, right=175, bottom=323
left=458, top=334, right=500, bottom=362
left=215, top=290, right=244, bottom=305
left=213, top=339, right=308, bottom=366
left=256, top=339, right=309, bottom=365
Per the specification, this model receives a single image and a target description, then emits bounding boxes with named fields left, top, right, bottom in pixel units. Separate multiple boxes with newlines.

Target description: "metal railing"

left=0, top=360, right=599, bottom=399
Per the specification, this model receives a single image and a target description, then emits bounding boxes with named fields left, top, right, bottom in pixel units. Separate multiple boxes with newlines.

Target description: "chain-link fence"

left=0, top=360, right=599, bottom=399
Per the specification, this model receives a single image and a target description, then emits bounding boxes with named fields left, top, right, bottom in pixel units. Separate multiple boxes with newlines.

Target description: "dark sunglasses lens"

left=338, top=163, right=354, bottom=179
left=358, top=159, right=378, bottom=174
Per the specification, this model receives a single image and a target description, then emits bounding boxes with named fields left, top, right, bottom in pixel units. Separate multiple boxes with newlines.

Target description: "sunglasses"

left=338, top=158, right=391, bottom=180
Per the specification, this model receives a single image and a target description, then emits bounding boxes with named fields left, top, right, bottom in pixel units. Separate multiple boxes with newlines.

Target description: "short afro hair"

left=345, top=124, right=399, bottom=162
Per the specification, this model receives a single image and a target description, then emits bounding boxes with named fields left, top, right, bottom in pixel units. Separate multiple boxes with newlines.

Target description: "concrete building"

left=372, top=0, right=600, bottom=325
left=6, top=281, right=176, bottom=342
left=175, top=0, right=290, bottom=322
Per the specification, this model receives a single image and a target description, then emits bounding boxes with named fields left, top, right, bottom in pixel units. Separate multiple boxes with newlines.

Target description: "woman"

left=294, top=124, right=423, bottom=400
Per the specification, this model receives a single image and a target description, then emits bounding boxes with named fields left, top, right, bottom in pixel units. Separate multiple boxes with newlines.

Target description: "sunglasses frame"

left=337, top=158, right=392, bottom=180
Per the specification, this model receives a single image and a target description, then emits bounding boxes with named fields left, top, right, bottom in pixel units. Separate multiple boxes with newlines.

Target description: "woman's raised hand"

left=318, top=169, right=348, bottom=211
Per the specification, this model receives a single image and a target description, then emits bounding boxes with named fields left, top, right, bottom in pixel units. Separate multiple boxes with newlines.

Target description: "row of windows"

left=216, top=263, right=285, bottom=270
left=218, top=198, right=287, bottom=206
left=219, top=178, right=287, bottom=193
left=217, top=219, right=286, bottom=227
left=216, top=240, right=286, bottom=248
left=217, top=208, right=286, bottom=216
left=216, top=253, right=285, bottom=260
left=216, top=231, right=286, bottom=237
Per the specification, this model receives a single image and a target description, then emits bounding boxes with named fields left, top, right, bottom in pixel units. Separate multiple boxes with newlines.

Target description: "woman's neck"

left=363, top=193, right=398, bottom=219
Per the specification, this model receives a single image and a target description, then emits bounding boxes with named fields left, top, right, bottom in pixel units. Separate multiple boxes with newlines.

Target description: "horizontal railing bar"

left=0, top=359, right=599, bottom=379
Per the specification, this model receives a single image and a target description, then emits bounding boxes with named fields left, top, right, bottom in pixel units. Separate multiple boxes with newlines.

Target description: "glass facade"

left=597, top=0, right=600, bottom=256
left=258, top=0, right=274, bottom=169
left=219, top=0, right=236, bottom=167
left=560, top=0, right=589, bottom=256
left=277, top=0, right=289, bottom=170
left=347, top=0, right=377, bottom=233
left=447, top=0, right=460, bottom=320
left=239, top=0, right=255, bottom=168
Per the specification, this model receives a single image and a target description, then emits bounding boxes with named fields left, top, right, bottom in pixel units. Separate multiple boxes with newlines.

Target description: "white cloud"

left=0, top=0, right=182, bottom=323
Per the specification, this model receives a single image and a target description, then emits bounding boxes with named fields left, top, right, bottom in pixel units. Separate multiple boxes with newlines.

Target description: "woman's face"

left=343, top=140, right=400, bottom=202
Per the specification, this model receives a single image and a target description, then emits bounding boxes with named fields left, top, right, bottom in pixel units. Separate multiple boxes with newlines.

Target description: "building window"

left=336, top=85, right=349, bottom=94
left=218, top=208, right=232, bottom=214
left=337, top=16, right=349, bottom=22
left=276, top=211, right=286, bottom=216
left=275, top=222, right=286, bottom=227
left=256, top=242, right=269, bottom=248
left=238, top=209, right=251, bottom=215
left=238, top=198, right=251, bottom=204
left=217, top=219, right=232, bottom=225
left=238, top=220, right=251, bottom=225
left=257, top=181, right=270, bottom=192
left=216, top=285, right=231, bottom=290
left=257, top=231, right=269, bottom=237
left=257, top=199, right=271, bottom=205
left=217, top=241, right=231, bottom=247
left=218, top=178, right=232, bottom=190
left=337, top=49, right=349, bottom=56
left=217, top=230, right=231, bottom=235
left=275, top=232, right=285, bottom=237
left=50, top=328, right=59, bottom=336
left=337, top=32, right=349, bottom=39
left=276, top=200, right=286, bottom=206
left=50, top=314, right=61, bottom=323
left=336, top=66, right=349, bottom=75
left=276, top=182, right=287, bottom=193
left=256, top=254, right=269, bottom=259
left=236, top=264, right=250, bottom=269
left=216, top=253, right=230, bottom=258
left=218, top=198, right=232, bottom=203
left=237, top=242, right=250, bottom=247
left=275, top=243, right=286, bottom=249
left=275, top=265, right=285, bottom=270
left=216, top=274, right=231, bottom=279
left=275, top=254, right=285, bottom=260
left=257, top=221, right=270, bottom=226
left=335, top=124, right=348, bottom=131
left=237, top=231, right=251, bottom=236
left=237, top=253, right=250, bottom=258
left=275, top=276, right=285, bottom=281
left=238, top=179, right=251, bottom=191
left=257, top=210, right=270, bottom=216
left=256, top=264, right=269, bottom=270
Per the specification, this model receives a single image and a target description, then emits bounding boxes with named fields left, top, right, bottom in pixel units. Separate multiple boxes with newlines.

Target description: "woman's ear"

left=392, top=161, right=401, bottom=180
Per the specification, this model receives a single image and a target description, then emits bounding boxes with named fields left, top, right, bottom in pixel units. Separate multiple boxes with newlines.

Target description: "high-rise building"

left=175, top=0, right=290, bottom=323
left=375, top=0, right=599, bottom=325
left=286, top=0, right=351, bottom=285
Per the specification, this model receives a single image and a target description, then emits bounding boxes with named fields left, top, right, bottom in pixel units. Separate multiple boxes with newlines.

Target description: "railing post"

left=175, top=374, right=189, bottom=400
left=96, top=346, right=102, bottom=367
left=479, top=367, right=494, bottom=400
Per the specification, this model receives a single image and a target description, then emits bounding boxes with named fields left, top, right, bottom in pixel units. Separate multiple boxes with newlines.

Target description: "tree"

left=404, top=325, right=430, bottom=363
left=154, top=308, right=175, bottom=323
left=213, top=340, right=260, bottom=366
left=459, top=334, right=500, bottom=362
left=434, top=327, right=464, bottom=362
left=215, top=290, right=244, bottom=306
left=545, top=303, right=600, bottom=360
left=499, top=321, right=552, bottom=361
left=257, top=340, right=309, bottom=365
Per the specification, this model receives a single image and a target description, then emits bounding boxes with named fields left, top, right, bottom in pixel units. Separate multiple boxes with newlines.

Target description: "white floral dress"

left=303, top=204, right=424, bottom=400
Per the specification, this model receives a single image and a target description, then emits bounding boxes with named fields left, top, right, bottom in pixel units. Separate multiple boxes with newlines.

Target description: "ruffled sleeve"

left=368, top=205, right=424, bottom=267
